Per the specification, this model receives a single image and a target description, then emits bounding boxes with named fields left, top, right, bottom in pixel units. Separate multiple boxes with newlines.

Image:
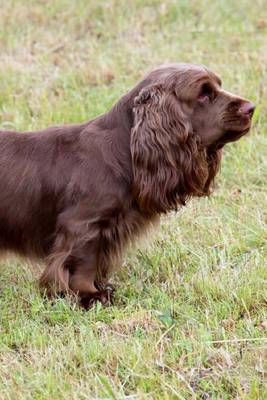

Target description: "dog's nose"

left=239, top=102, right=255, bottom=118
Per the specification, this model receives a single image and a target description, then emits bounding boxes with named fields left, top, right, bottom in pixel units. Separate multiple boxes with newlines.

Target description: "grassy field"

left=0, top=1, right=266, bottom=398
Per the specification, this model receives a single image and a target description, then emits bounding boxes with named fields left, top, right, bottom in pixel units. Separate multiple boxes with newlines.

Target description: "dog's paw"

left=80, top=285, right=115, bottom=310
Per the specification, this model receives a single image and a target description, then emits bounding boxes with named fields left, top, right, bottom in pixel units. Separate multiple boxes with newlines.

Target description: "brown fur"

left=0, top=63, right=254, bottom=308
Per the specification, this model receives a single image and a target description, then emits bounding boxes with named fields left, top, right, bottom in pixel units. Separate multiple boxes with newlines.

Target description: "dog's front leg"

left=39, top=214, right=114, bottom=309
left=69, top=242, right=115, bottom=309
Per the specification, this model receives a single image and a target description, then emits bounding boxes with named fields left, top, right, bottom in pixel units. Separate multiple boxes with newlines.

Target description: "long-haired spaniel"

left=0, top=64, right=254, bottom=308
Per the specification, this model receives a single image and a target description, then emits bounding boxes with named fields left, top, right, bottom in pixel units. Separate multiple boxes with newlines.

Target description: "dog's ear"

left=133, top=84, right=162, bottom=106
left=131, top=84, right=211, bottom=213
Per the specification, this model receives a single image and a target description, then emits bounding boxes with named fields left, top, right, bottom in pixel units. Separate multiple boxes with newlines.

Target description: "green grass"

left=0, top=1, right=266, bottom=398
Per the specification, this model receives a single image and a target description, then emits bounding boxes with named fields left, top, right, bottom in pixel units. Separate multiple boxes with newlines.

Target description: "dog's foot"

left=80, top=284, right=115, bottom=310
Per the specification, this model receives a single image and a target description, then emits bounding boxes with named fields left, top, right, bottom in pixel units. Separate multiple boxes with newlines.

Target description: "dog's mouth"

left=211, top=124, right=251, bottom=150
left=226, top=124, right=251, bottom=139
left=224, top=115, right=252, bottom=132
left=218, top=112, right=253, bottom=145
left=223, top=100, right=254, bottom=131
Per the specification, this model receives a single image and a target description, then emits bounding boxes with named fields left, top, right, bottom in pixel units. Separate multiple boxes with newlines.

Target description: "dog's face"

left=169, top=64, right=255, bottom=149
left=131, top=64, right=255, bottom=213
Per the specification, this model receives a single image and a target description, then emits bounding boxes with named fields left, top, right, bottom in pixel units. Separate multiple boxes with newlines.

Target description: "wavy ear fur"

left=131, top=84, right=219, bottom=213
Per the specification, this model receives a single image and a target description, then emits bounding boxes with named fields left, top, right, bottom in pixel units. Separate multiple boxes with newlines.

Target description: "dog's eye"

left=197, top=83, right=214, bottom=103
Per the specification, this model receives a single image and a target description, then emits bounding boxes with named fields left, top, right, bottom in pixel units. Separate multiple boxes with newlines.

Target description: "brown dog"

left=0, top=64, right=254, bottom=308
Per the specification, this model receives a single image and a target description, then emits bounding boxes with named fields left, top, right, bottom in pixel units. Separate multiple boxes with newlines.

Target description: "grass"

left=0, top=0, right=266, bottom=398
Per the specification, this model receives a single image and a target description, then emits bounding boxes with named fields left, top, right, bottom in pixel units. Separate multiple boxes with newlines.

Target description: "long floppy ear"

left=130, top=84, right=212, bottom=213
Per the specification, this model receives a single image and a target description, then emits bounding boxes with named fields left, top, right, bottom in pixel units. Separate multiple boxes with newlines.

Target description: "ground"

left=0, top=1, right=266, bottom=399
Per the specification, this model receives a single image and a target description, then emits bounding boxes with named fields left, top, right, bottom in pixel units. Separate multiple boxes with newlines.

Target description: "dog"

left=0, top=64, right=255, bottom=308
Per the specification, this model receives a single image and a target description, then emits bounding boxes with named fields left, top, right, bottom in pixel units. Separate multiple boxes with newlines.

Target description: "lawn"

left=0, top=1, right=266, bottom=399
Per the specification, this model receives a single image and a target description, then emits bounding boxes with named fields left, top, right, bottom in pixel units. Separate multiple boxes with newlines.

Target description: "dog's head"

left=130, top=64, right=254, bottom=213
